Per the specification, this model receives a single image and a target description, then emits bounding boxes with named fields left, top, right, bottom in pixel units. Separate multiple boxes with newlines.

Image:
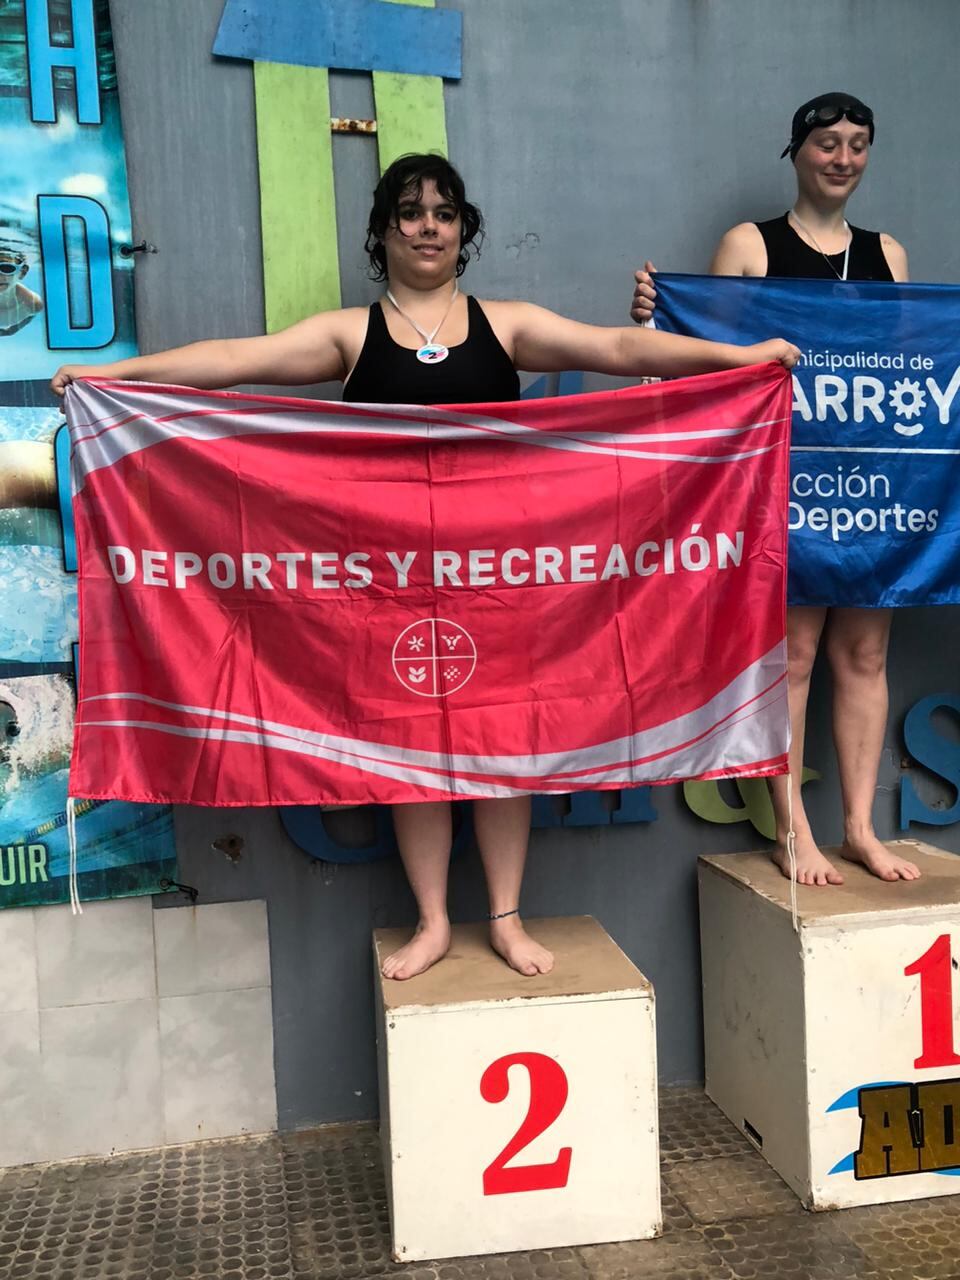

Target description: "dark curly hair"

left=364, top=153, right=484, bottom=281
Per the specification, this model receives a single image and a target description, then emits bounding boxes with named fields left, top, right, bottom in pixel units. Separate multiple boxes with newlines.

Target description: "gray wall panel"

left=110, top=0, right=266, bottom=349
left=111, top=0, right=960, bottom=1126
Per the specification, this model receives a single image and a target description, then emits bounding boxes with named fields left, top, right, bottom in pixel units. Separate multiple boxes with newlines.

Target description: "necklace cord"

left=790, top=211, right=850, bottom=282
left=385, top=282, right=460, bottom=346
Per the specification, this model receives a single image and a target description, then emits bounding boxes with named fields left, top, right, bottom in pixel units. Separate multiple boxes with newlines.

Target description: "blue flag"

left=655, top=273, right=960, bottom=607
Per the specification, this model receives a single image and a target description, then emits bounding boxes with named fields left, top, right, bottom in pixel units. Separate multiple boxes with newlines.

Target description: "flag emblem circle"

left=392, top=619, right=478, bottom=697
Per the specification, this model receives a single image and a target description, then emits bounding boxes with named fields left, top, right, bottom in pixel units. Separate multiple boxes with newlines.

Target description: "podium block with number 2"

left=373, top=916, right=660, bottom=1262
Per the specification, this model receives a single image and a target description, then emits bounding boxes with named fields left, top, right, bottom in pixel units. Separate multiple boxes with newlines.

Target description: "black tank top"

left=755, top=213, right=893, bottom=282
left=343, top=294, right=520, bottom=405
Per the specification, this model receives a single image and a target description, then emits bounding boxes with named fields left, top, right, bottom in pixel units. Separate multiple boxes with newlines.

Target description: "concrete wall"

left=107, top=0, right=960, bottom=1128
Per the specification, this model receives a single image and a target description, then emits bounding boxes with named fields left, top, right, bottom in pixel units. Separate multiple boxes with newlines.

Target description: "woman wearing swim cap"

left=53, top=154, right=799, bottom=981
left=632, top=93, right=918, bottom=889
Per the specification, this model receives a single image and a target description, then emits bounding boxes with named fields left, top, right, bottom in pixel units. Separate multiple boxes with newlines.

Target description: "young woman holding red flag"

left=631, top=92, right=918, bottom=890
left=54, top=153, right=798, bottom=979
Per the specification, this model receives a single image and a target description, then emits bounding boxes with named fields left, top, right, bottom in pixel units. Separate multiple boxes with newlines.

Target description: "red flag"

left=66, top=367, right=791, bottom=806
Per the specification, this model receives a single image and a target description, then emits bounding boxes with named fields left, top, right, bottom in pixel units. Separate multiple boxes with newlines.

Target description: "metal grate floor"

left=1, top=1088, right=958, bottom=1280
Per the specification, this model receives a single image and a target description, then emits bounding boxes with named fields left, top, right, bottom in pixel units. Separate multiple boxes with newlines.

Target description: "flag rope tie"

left=66, top=797, right=83, bottom=916
left=786, top=778, right=798, bottom=932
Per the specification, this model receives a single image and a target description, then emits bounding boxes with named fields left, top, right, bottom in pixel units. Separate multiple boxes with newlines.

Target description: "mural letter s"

left=900, top=694, right=960, bottom=828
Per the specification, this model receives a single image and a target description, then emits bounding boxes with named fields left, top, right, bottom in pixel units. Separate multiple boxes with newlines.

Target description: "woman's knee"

left=827, top=631, right=889, bottom=679
left=786, top=634, right=819, bottom=683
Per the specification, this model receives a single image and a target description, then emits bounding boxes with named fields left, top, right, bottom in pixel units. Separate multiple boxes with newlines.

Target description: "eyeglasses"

left=0, top=261, right=23, bottom=275
left=803, top=102, right=873, bottom=130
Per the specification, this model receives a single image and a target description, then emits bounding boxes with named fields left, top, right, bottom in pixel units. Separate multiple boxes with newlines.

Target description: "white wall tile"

left=0, top=909, right=38, bottom=1013
left=0, top=1011, right=42, bottom=1165
left=159, top=988, right=277, bottom=1145
left=41, top=999, right=162, bottom=1160
left=154, top=900, right=270, bottom=998
left=0, top=897, right=281, bottom=1170
left=36, top=898, right=156, bottom=1009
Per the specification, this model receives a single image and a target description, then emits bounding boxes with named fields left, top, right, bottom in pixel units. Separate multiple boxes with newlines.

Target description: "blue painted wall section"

left=522, top=372, right=585, bottom=400
left=283, top=788, right=658, bottom=863
left=214, top=0, right=463, bottom=79
left=281, top=801, right=477, bottom=864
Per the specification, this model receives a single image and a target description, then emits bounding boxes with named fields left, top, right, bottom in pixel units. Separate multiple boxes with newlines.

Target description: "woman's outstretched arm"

left=50, top=308, right=363, bottom=395
left=491, top=300, right=799, bottom=377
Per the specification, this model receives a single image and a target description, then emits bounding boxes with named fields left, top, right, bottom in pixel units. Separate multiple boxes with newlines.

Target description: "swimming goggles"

left=805, top=102, right=873, bottom=130
left=781, top=103, right=874, bottom=158
left=0, top=261, right=23, bottom=275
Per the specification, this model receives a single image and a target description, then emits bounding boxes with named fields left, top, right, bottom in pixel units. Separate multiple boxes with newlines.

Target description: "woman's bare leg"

left=770, top=605, right=844, bottom=885
left=826, top=608, right=920, bottom=881
left=381, top=801, right=453, bottom=979
left=474, top=796, right=553, bottom=976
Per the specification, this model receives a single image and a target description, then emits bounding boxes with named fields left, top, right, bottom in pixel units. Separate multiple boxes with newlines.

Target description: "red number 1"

left=904, top=934, right=960, bottom=1069
left=480, top=1052, right=573, bottom=1195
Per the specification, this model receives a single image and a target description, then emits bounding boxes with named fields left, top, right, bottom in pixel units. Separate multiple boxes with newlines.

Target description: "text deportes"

left=789, top=503, right=939, bottom=543
left=105, top=530, right=746, bottom=592
left=789, top=466, right=939, bottom=542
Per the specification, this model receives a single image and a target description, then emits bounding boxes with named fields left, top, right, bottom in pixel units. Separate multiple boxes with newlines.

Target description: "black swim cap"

left=781, top=92, right=875, bottom=160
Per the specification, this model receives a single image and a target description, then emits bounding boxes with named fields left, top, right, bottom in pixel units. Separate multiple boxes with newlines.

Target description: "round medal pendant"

left=416, top=342, right=449, bottom=364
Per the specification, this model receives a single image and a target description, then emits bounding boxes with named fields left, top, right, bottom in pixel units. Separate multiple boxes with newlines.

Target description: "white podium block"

left=699, top=841, right=960, bottom=1210
left=373, top=916, right=660, bottom=1262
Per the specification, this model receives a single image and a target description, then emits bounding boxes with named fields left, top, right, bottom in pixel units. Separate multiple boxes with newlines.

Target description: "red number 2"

left=904, top=934, right=960, bottom=1069
left=480, top=1052, right=573, bottom=1195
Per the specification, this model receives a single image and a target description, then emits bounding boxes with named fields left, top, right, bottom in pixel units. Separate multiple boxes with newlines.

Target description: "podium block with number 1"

left=373, top=916, right=660, bottom=1262
left=700, top=841, right=960, bottom=1210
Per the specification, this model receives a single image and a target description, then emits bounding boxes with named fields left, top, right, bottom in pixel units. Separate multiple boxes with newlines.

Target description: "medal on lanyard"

left=386, top=283, right=459, bottom=364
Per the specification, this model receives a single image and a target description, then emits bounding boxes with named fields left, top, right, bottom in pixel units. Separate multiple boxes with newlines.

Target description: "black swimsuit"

left=755, top=213, right=893, bottom=281
left=342, top=295, right=520, bottom=406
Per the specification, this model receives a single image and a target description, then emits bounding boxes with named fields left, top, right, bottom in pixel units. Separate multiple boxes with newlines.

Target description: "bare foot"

left=840, top=836, right=921, bottom=882
left=771, top=830, right=844, bottom=886
left=489, top=916, right=554, bottom=976
left=381, top=919, right=451, bottom=980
